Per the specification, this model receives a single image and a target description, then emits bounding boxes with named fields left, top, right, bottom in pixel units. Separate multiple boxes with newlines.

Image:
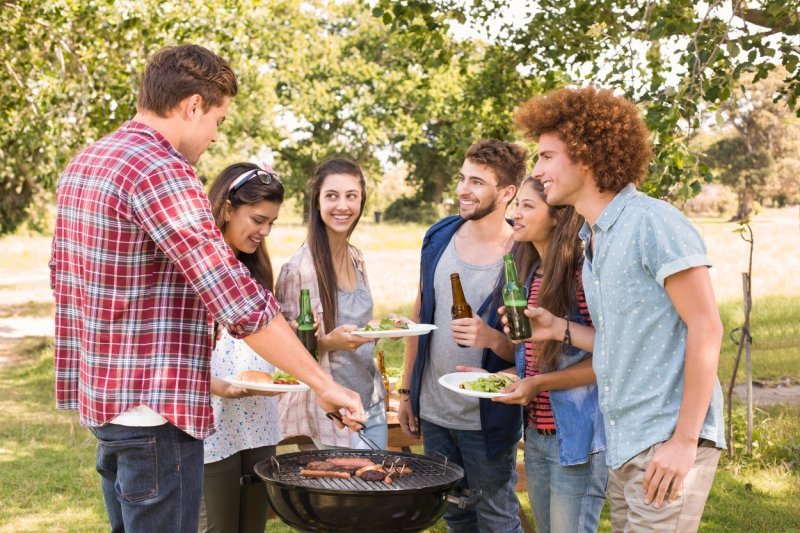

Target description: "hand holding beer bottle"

left=296, top=288, right=318, bottom=360
left=502, top=253, right=531, bottom=340
left=450, top=273, right=473, bottom=348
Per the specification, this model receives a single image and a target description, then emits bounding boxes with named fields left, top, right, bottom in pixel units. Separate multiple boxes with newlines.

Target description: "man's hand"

left=643, top=437, right=698, bottom=508
left=491, top=375, right=542, bottom=405
left=397, top=395, right=420, bottom=438
left=451, top=313, right=497, bottom=348
left=315, top=382, right=365, bottom=430
left=454, top=365, right=488, bottom=373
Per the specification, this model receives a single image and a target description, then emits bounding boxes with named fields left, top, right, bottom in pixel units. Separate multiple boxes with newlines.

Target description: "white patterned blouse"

left=203, top=330, right=282, bottom=464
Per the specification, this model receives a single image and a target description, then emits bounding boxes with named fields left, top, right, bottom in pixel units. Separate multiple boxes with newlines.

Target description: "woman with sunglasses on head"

left=199, top=163, right=285, bottom=533
left=462, top=177, right=607, bottom=532
left=275, top=157, right=387, bottom=450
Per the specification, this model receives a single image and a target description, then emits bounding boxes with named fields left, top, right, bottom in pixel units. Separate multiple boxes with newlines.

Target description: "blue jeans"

left=91, top=423, right=204, bottom=533
left=524, top=426, right=608, bottom=533
left=421, top=419, right=522, bottom=533
left=352, top=399, right=388, bottom=449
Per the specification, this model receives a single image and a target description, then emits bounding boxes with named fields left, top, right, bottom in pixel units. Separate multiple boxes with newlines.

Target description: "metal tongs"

left=326, top=411, right=381, bottom=451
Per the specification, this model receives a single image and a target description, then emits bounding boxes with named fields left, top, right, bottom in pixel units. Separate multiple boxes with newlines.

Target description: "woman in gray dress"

left=275, top=158, right=387, bottom=449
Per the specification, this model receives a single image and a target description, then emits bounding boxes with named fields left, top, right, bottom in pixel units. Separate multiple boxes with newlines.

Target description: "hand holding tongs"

left=326, top=411, right=381, bottom=450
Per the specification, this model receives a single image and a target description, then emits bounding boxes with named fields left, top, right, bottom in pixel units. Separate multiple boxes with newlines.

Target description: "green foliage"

left=374, top=0, right=800, bottom=202
left=383, top=196, right=440, bottom=224
left=703, top=68, right=800, bottom=218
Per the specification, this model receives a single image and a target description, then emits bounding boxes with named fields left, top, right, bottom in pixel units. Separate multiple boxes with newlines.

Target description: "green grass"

left=1, top=328, right=797, bottom=531
left=719, top=296, right=800, bottom=384
left=0, top=300, right=54, bottom=319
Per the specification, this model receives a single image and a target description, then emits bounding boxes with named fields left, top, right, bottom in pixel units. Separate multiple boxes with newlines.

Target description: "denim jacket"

left=516, top=263, right=606, bottom=466
left=410, top=216, right=522, bottom=458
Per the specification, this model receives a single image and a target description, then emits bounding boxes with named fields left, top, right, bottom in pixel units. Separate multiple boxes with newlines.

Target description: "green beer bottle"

left=502, top=253, right=531, bottom=340
left=297, top=288, right=318, bottom=360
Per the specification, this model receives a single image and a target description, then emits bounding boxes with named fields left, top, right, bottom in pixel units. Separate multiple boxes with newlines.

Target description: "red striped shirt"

left=50, top=121, right=279, bottom=439
left=524, top=269, right=592, bottom=430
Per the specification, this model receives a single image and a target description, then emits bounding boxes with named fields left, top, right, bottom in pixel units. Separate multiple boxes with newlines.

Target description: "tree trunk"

left=732, top=186, right=754, bottom=221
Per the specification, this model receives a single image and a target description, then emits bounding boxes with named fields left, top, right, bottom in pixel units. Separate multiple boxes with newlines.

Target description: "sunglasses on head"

left=227, top=168, right=280, bottom=196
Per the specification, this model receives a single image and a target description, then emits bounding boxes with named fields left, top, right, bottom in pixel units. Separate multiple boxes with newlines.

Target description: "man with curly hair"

left=514, top=86, right=725, bottom=532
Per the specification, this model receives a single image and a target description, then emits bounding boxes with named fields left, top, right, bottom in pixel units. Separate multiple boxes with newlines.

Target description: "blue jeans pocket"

left=97, top=436, right=158, bottom=502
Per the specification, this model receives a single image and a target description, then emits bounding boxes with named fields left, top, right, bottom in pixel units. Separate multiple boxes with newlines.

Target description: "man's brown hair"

left=137, top=44, right=238, bottom=117
left=464, top=139, right=529, bottom=188
left=515, top=87, right=652, bottom=192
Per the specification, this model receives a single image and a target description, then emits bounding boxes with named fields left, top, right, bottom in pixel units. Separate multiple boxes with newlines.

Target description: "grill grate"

left=256, top=450, right=463, bottom=492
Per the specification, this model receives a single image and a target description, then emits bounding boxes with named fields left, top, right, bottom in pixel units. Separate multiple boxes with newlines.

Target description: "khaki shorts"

left=608, top=439, right=721, bottom=532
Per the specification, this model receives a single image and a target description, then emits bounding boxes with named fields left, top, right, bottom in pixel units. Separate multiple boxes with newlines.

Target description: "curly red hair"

left=514, top=87, right=652, bottom=193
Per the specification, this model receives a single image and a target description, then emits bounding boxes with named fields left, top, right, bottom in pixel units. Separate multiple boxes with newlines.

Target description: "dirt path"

left=732, top=380, right=800, bottom=405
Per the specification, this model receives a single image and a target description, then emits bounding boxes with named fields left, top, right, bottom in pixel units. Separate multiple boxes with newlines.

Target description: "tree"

left=1, top=0, right=490, bottom=231
left=704, top=68, right=800, bottom=219
left=374, top=0, right=800, bottom=200
left=0, top=0, right=301, bottom=234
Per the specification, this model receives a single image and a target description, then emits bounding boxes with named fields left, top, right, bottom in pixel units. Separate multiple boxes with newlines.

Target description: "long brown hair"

left=207, top=162, right=284, bottom=292
left=515, top=177, right=585, bottom=371
left=307, top=158, right=367, bottom=333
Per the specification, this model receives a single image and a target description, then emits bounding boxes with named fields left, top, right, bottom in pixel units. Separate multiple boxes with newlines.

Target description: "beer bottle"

left=502, top=253, right=531, bottom=340
left=297, top=288, right=318, bottom=360
left=376, top=350, right=391, bottom=411
left=450, top=273, right=472, bottom=348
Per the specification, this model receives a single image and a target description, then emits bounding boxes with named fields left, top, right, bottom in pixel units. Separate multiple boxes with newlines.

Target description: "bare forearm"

left=244, top=314, right=331, bottom=391
left=210, top=376, right=229, bottom=397
left=491, top=329, right=515, bottom=362
left=673, top=322, right=723, bottom=443
left=402, top=289, right=422, bottom=389
left=553, top=318, right=595, bottom=352
left=535, top=357, right=595, bottom=391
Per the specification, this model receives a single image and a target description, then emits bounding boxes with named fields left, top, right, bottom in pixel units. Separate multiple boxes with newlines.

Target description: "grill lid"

left=255, top=449, right=464, bottom=493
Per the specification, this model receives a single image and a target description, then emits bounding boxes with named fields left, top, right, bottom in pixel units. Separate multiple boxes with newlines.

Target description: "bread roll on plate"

left=236, top=370, right=274, bottom=384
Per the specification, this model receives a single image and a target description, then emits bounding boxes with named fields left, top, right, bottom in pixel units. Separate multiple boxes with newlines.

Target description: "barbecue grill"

left=251, top=449, right=480, bottom=532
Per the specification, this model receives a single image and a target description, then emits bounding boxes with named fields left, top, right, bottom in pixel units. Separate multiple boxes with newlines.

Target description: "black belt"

left=536, top=428, right=556, bottom=436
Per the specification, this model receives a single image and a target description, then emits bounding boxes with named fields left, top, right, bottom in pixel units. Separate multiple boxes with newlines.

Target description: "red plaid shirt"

left=49, top=120, right=279, bottom=439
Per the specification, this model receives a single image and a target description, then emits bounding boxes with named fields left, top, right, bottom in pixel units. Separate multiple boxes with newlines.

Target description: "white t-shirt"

left=203, top=330, right=282, bottom=464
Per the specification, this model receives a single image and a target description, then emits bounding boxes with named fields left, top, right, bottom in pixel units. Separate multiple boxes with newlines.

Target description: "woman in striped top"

left=494, top=177, right=608, bottom=533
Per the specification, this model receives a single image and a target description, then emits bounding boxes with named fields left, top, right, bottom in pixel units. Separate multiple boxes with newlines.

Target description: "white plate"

left=352, top=322, right=437, bottom=339
left=223, top=375, right=310, bottom=392
left=438, top=372, right=515, bottom=399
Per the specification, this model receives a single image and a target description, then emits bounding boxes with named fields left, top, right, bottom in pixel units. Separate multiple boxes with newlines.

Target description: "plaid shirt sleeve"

left=130, top=162, right=279, bottom=338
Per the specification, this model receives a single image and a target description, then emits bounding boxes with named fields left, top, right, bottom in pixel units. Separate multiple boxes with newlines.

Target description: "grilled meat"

left=304, top=461, right=339, bottom=471
left=359, top=470, right=387, bottom=482
left=300, top=469, right=352, bottom=479
left=327, top=457, right=376, bottom=469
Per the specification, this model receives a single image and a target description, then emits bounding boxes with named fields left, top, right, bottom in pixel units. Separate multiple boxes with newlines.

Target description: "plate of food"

left=438, top=372, right=517, bottom=399
left=352, top=317, right=437, bottom=339
left=224, top=370, right=310, bottom=392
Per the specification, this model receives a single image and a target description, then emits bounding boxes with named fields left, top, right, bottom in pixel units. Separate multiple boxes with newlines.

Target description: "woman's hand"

left=211, top=377, right=282, bottom=399
left=319, top=324, right=373, bottom=352
left=492, top=375, right=542, bottom=405
left=289, top=311, right=322, bottom=335
left=498, top=305, right=562, bottom=343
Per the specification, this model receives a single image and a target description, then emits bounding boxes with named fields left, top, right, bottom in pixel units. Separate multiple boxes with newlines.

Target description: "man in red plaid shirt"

left=50, top=44, right=364, bottom=533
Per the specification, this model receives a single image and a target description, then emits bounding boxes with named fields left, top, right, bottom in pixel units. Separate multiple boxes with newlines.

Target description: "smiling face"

left=318, top=173, right=363, bottom=237
left=512, top=180, right=557, bottom=248
left=177, top=96, right=230, bottom=165
left=531, top=132, right=593, bottom=207
left=455, top=159, right=507, bottom=221
left=222, top=199, right=281, bottom=256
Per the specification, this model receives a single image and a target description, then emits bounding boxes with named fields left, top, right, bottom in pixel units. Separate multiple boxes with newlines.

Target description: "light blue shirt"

left=580, top=184, right=726, bottom=468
